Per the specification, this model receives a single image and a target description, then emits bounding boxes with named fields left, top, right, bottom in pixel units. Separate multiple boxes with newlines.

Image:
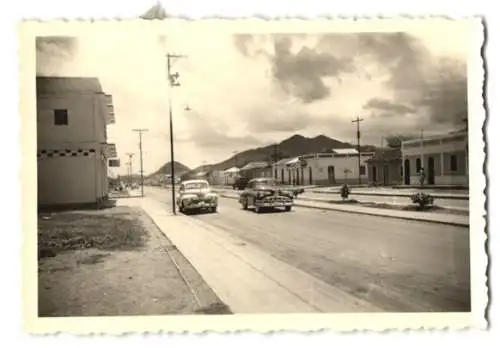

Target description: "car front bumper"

left=183, top=201, right=217, bottom=210
left=255, top=200, right=293, bottom=208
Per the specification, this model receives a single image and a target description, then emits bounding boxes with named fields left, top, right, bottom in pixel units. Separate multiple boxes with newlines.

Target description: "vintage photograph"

left=22, top=11, right=486, bottom=332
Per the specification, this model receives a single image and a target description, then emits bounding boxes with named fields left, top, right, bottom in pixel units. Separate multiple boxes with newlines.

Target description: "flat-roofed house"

left=272, top=149, right=374, bottom=186
left=36, top=76, right=119, bottom=206
left=401, top=131, right=468, bottom=186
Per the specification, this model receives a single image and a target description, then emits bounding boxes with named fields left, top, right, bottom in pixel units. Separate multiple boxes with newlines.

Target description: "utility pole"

left=233, top=150, right=238, bottom=168
left=166, top=52, right=187, bottom=215
left=132, top=128, right=149, bottom=197
left=125, top=152, right=134, bottom=187
left=352, top=116, right=364, bottom=185
left=420, top=128, right=424, bottom=170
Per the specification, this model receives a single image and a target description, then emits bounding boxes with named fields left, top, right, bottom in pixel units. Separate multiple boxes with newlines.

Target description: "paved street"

left=145, top=186, right=471, bottom=312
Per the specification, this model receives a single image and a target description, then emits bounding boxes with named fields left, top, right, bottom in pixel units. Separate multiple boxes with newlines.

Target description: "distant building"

left=36, top=76, right=119, bottom=206
left=239, top=161, right=272, bottom=179
left=223, top=166, right=240, bottom=185
left=273, top=149, right=374, bottom=186
left=207, top=170, right=225, bottom=186
left=365, top=148, right=402, bottom=186
left=401, top=130, right=468, bottom=186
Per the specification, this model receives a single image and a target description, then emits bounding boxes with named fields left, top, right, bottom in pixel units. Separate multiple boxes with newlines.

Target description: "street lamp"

left=166, top=53, right=187, bottom=215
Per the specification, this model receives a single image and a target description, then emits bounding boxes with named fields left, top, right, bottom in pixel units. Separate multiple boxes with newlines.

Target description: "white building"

left=36, top=76, right=119, bottom=206
left=223, top=166, right=240, bottom=185
left=273, top=149, right=374, bottom=186
left=401, top=130, right=468, bottom=186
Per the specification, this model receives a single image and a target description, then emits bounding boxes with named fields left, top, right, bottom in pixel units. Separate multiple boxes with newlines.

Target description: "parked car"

left=176, top=179, right=218, bottom=214
left=238, top=177, right=294, bottom=213
left=233, top=176, right=250, bottom=190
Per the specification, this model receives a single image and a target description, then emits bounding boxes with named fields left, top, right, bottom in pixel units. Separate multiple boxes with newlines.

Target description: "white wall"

left=37, top=92, right=111, bottom=205
left=38, top=155, right=97, bottom=205
left=273, top=154, right=371, bottom=185
left=37, top=92, right=107, bottom=147
left=402, top=136, right=467, bottom=157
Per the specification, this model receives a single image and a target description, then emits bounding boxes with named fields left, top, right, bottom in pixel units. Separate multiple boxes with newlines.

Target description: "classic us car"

left=176, top=179, right=218, bottom=214
left=238, top=177, right=295, bottom=213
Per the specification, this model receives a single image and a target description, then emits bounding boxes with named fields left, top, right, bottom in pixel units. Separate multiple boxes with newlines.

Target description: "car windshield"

left=183, top=182, right=208, bottom=190
left=255, top=179, right=275, bottom=187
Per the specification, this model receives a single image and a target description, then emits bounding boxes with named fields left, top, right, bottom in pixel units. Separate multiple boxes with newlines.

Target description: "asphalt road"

left=146, top=187, right=471, bottom=312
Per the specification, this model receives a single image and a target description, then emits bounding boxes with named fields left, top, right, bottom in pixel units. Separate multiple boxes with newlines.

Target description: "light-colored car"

left=176, top=179, right=218, bottom=214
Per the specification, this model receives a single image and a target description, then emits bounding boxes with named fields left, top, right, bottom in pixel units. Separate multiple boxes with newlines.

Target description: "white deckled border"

left=19, top=17, right=487, bottom=334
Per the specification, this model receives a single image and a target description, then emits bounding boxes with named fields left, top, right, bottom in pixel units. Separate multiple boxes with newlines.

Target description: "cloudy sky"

left=36, top=20, right=469, bottom=175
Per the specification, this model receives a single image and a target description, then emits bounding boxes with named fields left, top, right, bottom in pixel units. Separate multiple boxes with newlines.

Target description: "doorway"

left=309, top=167, right=313, bottom=185
left=372, top=166, right=377, bottom=184
left=404, top=159, right=410, bottom=185
left=327, top=166, right=336, bottom=185
left=427, top=157, right=435, bottom=185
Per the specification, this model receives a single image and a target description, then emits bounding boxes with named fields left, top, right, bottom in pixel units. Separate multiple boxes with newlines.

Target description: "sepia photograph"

left=20, top=9, right=486, bottom=333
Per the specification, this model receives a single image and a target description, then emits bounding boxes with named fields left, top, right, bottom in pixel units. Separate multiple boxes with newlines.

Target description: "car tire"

left=284, top=206, right=292, bottom=212
left=212, top=206, right=217, bottom=213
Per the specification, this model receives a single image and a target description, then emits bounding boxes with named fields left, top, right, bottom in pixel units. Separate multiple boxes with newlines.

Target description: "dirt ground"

left=38, top=206, right=231, bottom=317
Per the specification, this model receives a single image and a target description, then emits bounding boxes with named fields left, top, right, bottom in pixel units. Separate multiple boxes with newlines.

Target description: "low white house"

left=273, top=149, right=374, bottom=186
left=36, top=76, right=119, bottom=206
left=401, top=130, right=468, bottom=186
left=223, top=166, right=240, bottom=185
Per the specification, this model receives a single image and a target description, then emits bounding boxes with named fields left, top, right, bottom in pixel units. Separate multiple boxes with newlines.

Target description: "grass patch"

left=358, top=202, right=468, bottom=216
left=38, top=209, right=149, bottom=259
left=327, top=199, right=359, bottom=204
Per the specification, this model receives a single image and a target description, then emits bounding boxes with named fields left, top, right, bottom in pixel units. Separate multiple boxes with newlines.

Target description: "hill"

left=191, top=134, right=378, bottom=173
left=148, top=161, right=191, bottom=178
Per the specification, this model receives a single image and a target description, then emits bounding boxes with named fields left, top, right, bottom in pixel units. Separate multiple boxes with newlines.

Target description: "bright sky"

left=36, top=12, right=470, bottom=176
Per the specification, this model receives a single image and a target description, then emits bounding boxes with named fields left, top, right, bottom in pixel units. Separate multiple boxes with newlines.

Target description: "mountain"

left=191, top=134, right=378, bottom=173
left=140, top=2, right=169, bottom=20
left=148, top=161, right=191, bottom=178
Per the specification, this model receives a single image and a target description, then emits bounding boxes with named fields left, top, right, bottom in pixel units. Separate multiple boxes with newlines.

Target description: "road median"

left=215, top=191, right=469, bottom=227
left=311, top=189, right=469, bottom=200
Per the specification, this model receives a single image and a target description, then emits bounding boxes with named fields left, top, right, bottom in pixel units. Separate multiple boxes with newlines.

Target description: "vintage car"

left=176, top=179, right=218, bottom=214
left=232, top=176, right=250, bottom=190
left=238, top=177, right=295, bottom=213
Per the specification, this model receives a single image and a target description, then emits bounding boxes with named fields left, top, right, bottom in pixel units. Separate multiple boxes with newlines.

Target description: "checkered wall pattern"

left=37, top=148, right=97, bottom=158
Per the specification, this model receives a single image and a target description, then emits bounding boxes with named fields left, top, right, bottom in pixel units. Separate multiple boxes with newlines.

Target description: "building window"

left=54, top=109, right=68, bottom=125
left=450, top=154, right=458, bottom=172
left=359, top=165, right=366, bottom=176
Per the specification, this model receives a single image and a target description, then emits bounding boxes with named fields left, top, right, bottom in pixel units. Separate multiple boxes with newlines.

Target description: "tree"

left=385, top=134, right=416, bottom=148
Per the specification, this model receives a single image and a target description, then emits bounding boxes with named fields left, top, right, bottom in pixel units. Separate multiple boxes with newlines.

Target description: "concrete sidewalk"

left=215, top=191, right=469, bottom=227
left=116, top=196, right=383, bottom=314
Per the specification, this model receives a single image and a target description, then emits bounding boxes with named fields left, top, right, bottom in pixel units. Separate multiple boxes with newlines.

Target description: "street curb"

left=218, top=194, right=469, bottom=228
left=296, top=196, right=469, bottom=213
left=310, top=190, right=469, bottom=200
left=292, top=202, right=469, bottom=228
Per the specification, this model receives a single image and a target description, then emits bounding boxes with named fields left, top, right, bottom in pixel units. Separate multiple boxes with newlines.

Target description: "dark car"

left=233, top=176, right=250, bottom=190
left=238, top=177, right=294, bottom=213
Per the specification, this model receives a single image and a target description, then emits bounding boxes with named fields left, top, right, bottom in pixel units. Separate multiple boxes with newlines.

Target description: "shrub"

left=340, top=184, right=351, bottom=200
left=410, top=192, right=434, bottom=210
